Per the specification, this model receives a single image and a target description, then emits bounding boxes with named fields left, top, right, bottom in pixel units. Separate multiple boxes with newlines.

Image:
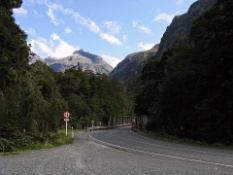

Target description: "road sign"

left=64, top=111, right=70, bottom=137
left=64, top=111, right=70, bottom=119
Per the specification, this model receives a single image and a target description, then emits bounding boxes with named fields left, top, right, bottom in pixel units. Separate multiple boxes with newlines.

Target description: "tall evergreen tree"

left=0, top=0, right=28, bottom=91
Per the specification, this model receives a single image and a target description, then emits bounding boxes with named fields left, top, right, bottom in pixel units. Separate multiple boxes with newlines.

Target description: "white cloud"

left=51, top=40, right=78, bottom=58
left=25, top=28, right=37, bottom=35
left=99, top=33, right=122, bottom=46
left=152, top=13, right=175, bottom=24
left=47, top=7, right=59, bottom=25
left=138, top=43, right=154, bottom=51
left=132, top=21, right=152, bottom=34
left=76, top=16, right=101, bottom=33
left=30, top=39, right=53, bottom=57
left=139, top=26, right=151, bottom=34
left=29, top=34, right=79, bottom=59
left=88, top=21, right=101, bottom=33
left=51, top=33, right=60, bottom=40
left=176, top=0, right=186, bottom=5
left=44, top=3, right=100, bottom=32
left=46, top=3, right=67, bottom=26
left=29, top=1, right=123, bottom=47
left=101, top=54, right=122, bottom=67
left=13, top=7, right=28, bottom=16
left=123, top=35, right=127, bottom=42
left=65, top=27, right=72, bottom=34
left=104, top=21, right=120, bottom=34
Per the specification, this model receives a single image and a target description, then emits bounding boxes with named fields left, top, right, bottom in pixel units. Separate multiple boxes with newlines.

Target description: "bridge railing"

left=86, top=123, right=132, bottom=132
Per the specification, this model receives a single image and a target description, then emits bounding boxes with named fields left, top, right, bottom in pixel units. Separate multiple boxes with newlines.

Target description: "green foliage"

left=0, top=0, right=133, bottom=152
left=0, top=0, right=23, bottom=9
left=0, top=0, right=68, bottom=151
left=136, top=0, right=233, bottom=145
left=57, top=68, right=133, bottom=128
left=0, top=138, right=15, bottom=152
left=0, top=1, right=28, bottom=91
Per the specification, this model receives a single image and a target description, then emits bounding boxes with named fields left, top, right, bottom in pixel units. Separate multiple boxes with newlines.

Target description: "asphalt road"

left=89, top=127, right=233, bottom=169
left=0, top=127, right=233, bottom=175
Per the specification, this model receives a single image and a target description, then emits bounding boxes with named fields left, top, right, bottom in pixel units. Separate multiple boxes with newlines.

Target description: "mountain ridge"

left=109, top=44, right=159, bottom=83
left=109, top=0, right=217, bottom=84
left=29, top=50, right=113, bottom=74
left=153, top=0, right=218, bottom=60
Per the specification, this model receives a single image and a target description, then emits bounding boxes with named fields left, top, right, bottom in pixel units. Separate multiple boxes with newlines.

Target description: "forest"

left=0, top=0, right=133, bottom=151
left=1, top=0, right=233, bottom=152
left=135, top=0, right=233, bottom=145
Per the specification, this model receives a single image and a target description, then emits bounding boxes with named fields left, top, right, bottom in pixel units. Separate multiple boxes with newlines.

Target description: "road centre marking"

left=89, top=134, right=233, bottom=169
left=125, top=130, right=223, bottom=156
left=116, top=134, right=209, bottom=154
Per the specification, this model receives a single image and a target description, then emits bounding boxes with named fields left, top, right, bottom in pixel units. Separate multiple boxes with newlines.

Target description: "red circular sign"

left=64, top=111, right=70, bottom=119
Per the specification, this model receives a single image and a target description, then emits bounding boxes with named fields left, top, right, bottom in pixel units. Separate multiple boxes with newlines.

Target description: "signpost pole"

left=64, top=111, right=70, bottom=137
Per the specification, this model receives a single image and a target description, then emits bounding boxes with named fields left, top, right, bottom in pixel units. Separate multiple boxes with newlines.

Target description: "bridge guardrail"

left=86, top=123, right=131, bottom=132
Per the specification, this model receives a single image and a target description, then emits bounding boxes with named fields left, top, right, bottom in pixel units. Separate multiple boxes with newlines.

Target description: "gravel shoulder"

left=0, top=131, right=232, bottom=175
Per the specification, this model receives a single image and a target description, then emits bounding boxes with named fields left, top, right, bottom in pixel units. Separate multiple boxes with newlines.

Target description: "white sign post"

left=64, top=111, right=70, bottom=136
left=91, top=120, right=94, bottom=132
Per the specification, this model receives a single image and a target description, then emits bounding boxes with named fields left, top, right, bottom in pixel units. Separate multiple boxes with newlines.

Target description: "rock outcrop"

left=154, top=0, right=217, bottom=60
left=109, top=45, right=159, bottom=83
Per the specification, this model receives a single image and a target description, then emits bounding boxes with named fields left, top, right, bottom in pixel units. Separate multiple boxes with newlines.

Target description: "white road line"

left=89, top=134, right=233, bottom=169
left=116, top=134, right=206, bottom=153
left=115, top=130, right=216, bottom=155
left=129, top=129, right=231, bottom=156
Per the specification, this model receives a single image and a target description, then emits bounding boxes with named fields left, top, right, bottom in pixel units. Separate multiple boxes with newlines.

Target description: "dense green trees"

left=0, top=0, right=28, bottom=90
left=0, top=0, right=31, bottom=151
left=135, top=0, right=233, bottom=144
left=0, top=1, right=133, bottom=151
left=57, top=68, right=133, bottom=128
left=3, top=0, right=231, bottom=153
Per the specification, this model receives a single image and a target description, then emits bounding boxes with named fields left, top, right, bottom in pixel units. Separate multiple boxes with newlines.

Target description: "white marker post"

left=64, top=111, right=70, bottom=136
left=91, top=120, right=94, bottom=131
left=71, top=127, right=74, bottom=138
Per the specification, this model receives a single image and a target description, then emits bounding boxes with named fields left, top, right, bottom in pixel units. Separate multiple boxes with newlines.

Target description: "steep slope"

left=109, top=0, right=217, bottom=84
left=40, top=50, right=113, bottom=74
left=109, top=44, right=159, bottom=83
left=135, top=0, right=233, bottom=144
left=154, top=0, right=217, bottom=60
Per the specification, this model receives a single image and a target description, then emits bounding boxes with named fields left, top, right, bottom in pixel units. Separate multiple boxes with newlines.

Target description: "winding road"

left=90, top=127, right=233, bottom=168
left=0, top=127, right=233, bottom=175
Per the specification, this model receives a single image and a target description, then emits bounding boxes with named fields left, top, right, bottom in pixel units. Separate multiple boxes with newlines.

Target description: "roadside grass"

left=0, top=129, right=83, bottom=156
left=134, top=129, right=233, bottom=150
left=23, top=129, right=83, bottom=150
left=1, top=152, right=19, bottom=156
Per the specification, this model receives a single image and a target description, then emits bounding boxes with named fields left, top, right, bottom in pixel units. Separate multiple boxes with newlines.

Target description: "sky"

left=13, top=0, right=197, bottom=68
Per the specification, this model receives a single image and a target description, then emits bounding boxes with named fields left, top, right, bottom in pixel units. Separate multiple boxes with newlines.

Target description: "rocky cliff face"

left=29, top=50, right=113, bottom=74
left=109, top=0, right=217, bottom=84
left=154, top=0, right=217, bottom=60
left=109, top=45, right=159, bottom=83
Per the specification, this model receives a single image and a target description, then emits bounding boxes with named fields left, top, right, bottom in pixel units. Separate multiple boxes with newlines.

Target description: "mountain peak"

left=73, top=49, right=103, bottom=63
left=29, top=50, right=113, bottom=74
left=73, top=49, right=83, bottom=55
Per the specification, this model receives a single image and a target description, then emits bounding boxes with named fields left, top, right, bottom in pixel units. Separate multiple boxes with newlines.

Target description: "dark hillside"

left=154, top=0, right=217, bottom=60
left=135, top=0, right=233, bottom=145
